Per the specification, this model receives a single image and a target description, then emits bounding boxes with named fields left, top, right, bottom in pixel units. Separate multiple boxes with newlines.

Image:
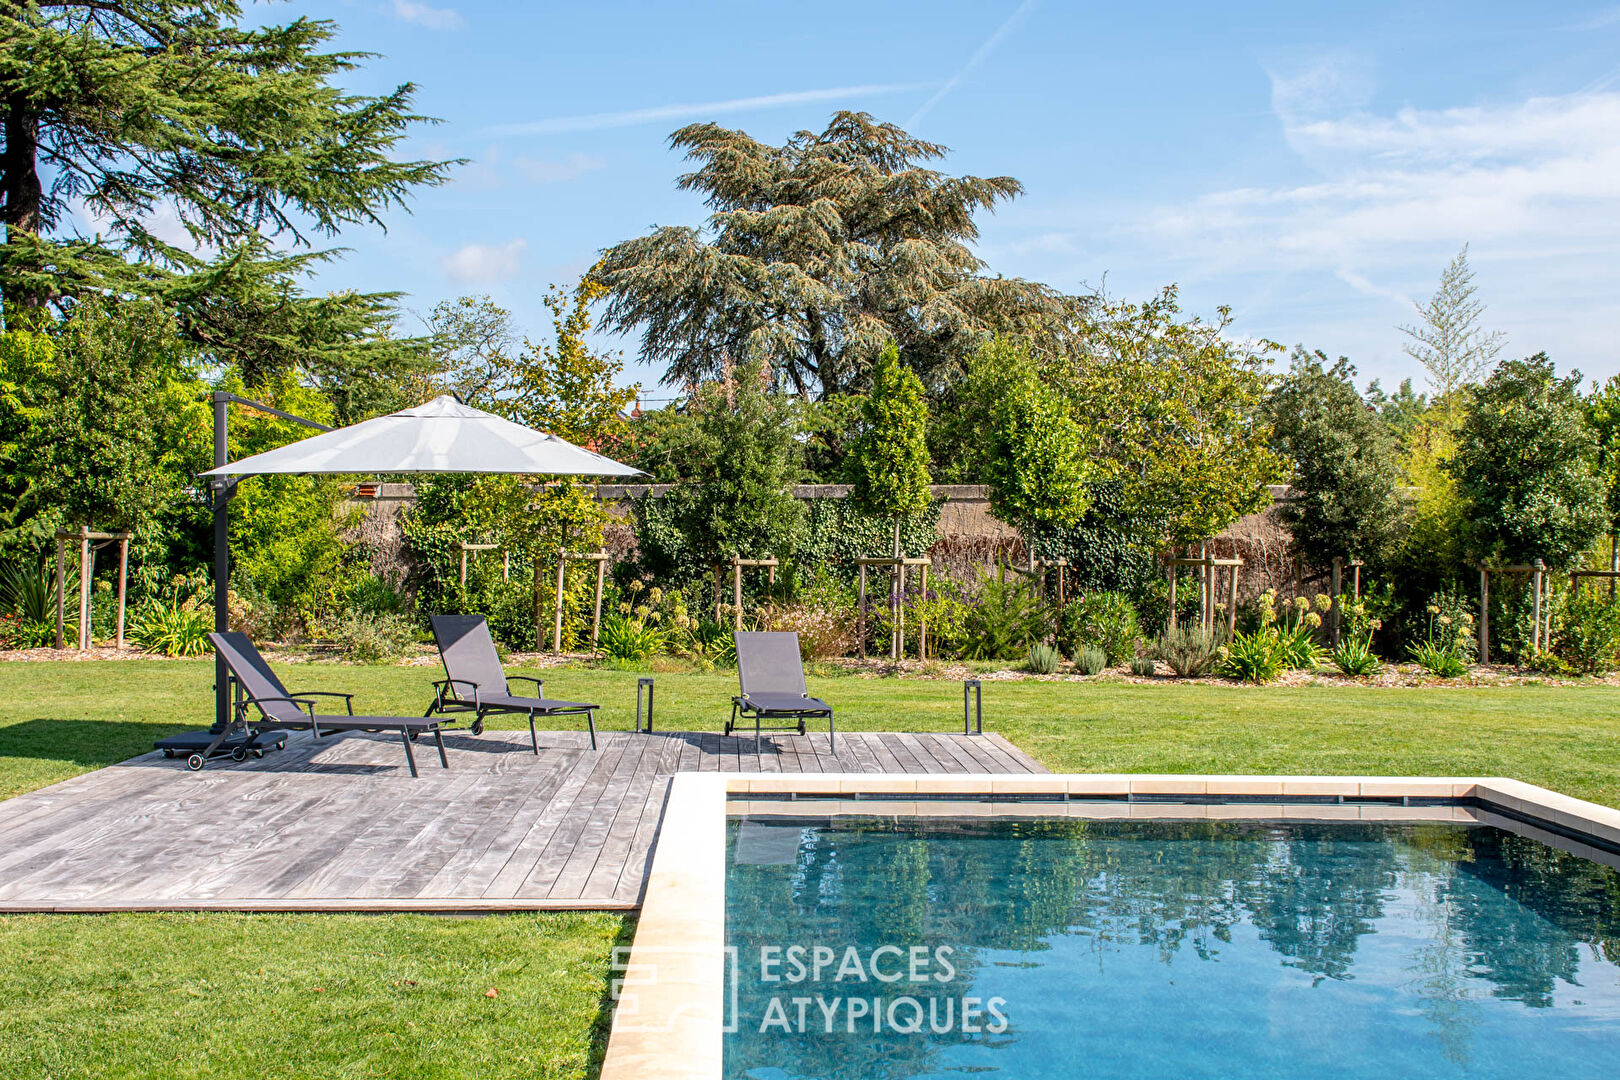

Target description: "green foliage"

left=1408, top=639, right=1469, bottom=678
left=1398, top=245, right=1506, bottom=398
left=1151, top=626, right=1220, bottom=677
left=0, top=4, right=452, bottom=397
left=330, top=610, right=416, bottom=663
left=1266, top=348, right=1408, bottom=569
left=497, top=276, right=639, bottom=446
left=968, top=340, right=1091, bottom=540
left=1059, top=591, right=1141, bottom=665
left=960, top=571, right=1052, bottom=660
left=1073, top=289, right=1283, bottom=544
left=11, top=299, right=199, bottom=557
left=1221, top=630, right=1285, bottom=683
left=1331, top=635, right=1383, bottom=678
left=1072, top=645, right=1108, bottom=676
left=1550, top=590, right=1620, bottom=674
left=0, top=557, right=57, bottom=625
left=661, top=359, right=806, bottom=571
left=846, top=342, right=931, bottom=547
left=1449, top=354, right=1607, bottom=568
left=1026, top=642, right=1060, bottom=675
left=129, top=601, right=212, bottom=657
left=1583, top=373, right=1620, bottom=532
left=595, top=112, right=1061, bottom=397
left=598, top=614, right=668, bottom=662
left=1129, top=655, right=1158, bottom=677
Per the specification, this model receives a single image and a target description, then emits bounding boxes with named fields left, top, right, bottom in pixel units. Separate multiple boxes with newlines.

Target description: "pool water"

left=724, top=816, right=1620, bottom=1080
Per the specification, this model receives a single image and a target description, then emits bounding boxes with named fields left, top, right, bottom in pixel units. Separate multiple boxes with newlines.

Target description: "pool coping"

left=599, top=773, right=1620, bottom=1080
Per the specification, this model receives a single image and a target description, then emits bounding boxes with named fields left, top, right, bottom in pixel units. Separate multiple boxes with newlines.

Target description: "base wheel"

left=471, top=718, right=484, bottom=736
left=231, top=746, right=248, bottom=762
left=186, top=753, right=205, bottom=771
left=797, top=720, right=807, bottom=735
left=163, top=749, right=175, bottom=758
left=252, top=749, right=265, bottom=759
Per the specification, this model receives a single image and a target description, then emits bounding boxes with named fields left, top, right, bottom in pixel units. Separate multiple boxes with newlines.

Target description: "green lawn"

left=2, top=657, right=1619, bottom=805
left=3, top=657, right=1620, bottom=1078
left=0, top=910, right=626, bottom=1079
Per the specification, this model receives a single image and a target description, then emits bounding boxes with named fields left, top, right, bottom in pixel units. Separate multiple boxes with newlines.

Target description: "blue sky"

left=245, top=1, right=1620, bottom=397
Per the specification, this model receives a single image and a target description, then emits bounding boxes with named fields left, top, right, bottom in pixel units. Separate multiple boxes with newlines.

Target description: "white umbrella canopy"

left=202, top=395, right=644, bottom=478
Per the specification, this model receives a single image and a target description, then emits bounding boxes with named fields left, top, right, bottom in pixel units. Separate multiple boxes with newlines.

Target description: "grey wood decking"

left=0, top=728, right=1044, bottom=913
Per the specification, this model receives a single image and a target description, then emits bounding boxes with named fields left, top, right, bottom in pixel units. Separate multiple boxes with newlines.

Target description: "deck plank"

left=0, top=728, right=1045, bottom=911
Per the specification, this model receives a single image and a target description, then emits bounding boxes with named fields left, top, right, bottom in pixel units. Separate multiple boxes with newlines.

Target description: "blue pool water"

left=724, top=816, right=1620, bottom=1079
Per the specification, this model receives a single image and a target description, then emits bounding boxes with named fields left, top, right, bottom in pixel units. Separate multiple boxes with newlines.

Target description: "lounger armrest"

left=246, top=695, right=318, bottom=719
left=506, top=675, right=544, bottom=695
left=432, top=678, right=482, bottom=711
left=287, top=690, right=355, bottom=716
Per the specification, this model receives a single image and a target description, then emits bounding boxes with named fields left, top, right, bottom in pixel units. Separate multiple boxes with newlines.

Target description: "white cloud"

left=986, top=71, right=1620, bottom=383
left=512, top=152, right=606, bottom=183
left=388, top=1, right=463, bottom=31
left=487, top=83, right=930, bottom=136
left=441, top=239, right=526, bottom=283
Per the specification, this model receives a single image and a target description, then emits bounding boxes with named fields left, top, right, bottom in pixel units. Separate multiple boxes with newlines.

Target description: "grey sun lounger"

left=425, top=614, right=600, bottom=751
left=728, top=631, right=835, bottom=752
left=207, top=631, right=448, bottom=777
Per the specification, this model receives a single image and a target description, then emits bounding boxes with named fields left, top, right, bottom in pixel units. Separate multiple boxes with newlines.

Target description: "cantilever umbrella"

left=189, top=393, right=644, bottom=733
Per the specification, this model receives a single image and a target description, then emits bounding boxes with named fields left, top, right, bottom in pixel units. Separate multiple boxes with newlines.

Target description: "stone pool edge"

left=597, top=773, right=1620, bottom=1080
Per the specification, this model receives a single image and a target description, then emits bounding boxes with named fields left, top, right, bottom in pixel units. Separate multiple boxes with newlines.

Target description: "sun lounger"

left=203, top=631, right=448, bottom=777
left=728, top=631, right=835, bottom=752
left=425, top=614, right=600, bottom=751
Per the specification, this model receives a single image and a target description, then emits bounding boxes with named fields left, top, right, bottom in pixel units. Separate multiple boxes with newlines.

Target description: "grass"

left=4, top=656, right=1620, bottom=1077
left=0, top=910, right=627, bottom=1079
left=3, top=657, right=1620, bottom=806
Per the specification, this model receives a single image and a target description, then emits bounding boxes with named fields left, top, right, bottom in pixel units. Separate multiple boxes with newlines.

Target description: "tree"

left=846, top=342, right=931, bottom=555
left=1265, top=348, right=1409, bottom=570
left=1399, top=245, right=1506, bottom=399
left=0, top=2, right=453, bottom=394
left=1448, top=354, right=1606, bottom=568
left=13, top=297, right=198, bottom=547
left=1582, top=374, right=1620, bottom=565
left=502, top=277, right=638, bottom=447
left=665, top=359, right=805, bottom=583
left=424, top=295, right=519, bottom=408
left=594, top=112, right=1063, bottom=399
left=1072, top=287, right=1282, bottom=545
left=971, top=341, right=1090, bottom=566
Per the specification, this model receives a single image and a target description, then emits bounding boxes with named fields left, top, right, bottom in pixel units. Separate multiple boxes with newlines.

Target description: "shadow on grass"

left=0, top=718, right=193, bottom=769
left=587, top=914, right=641, bottom=1080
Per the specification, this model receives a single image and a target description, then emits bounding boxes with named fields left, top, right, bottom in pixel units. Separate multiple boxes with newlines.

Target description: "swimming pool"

left=725, top=815, right=1620, bottom=1080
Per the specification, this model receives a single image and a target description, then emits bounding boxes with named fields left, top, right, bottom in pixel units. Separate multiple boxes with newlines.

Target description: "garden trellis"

left=1477, top=561, right=1553, bottom=663
left=1165, top=544, right=1243, bottom=640
left=53, top=527, right=131, bottom=651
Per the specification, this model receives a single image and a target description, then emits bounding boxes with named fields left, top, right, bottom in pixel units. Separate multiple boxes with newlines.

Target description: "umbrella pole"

left=212, top=392, right=231, bottom=732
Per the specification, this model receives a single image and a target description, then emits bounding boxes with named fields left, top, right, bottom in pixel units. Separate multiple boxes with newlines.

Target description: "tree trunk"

left=1, top=100, right=45, bottom=312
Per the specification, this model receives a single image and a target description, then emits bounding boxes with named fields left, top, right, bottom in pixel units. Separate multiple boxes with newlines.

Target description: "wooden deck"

left=0, top=728, right=1044, bottom=913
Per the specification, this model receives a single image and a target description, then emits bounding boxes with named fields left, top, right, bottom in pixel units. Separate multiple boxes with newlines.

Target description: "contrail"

left=907, top=0, right=1037, bottom=128
left=489, top=83, right=934, bottom=136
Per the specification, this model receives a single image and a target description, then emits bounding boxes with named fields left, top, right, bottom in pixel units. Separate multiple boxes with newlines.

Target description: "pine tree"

left=1398, top=245, right=1506, bottom=399
left=595, top=112, right=1063, bottom=399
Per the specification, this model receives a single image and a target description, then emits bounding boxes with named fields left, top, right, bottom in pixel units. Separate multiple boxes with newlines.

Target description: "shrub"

left=1408, top=639, right=1468, bottom=678
left=1221, top=630, right=1285, bottom=683
left=350, top=574, right=411, bottom=616
left=0, top=559, right=62, bottom=625
left=599, top=614, right=668, bottom=662
left=961, top=572, right=1053, bottom=660
left=1059, top=591, right=1140, bottom=665
left=1152, top=626, right=1219, bottom=677
left=129, top=601, right=212, bottom=657
left=1331, top=635, right=1383, bottom=677
left=331, top=611, right=416, bottom=663
left=761, top=602, right=857, bottom=660
left=1073, top=645, right=1108, bottom=676
left=1026, top=642, right=1060, bottom=675
left=1551, top=591, right=1620, bottom=673
left=1129, top=655, right=1157, bottom=677
left=680, top=617, right=736, bottom=665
